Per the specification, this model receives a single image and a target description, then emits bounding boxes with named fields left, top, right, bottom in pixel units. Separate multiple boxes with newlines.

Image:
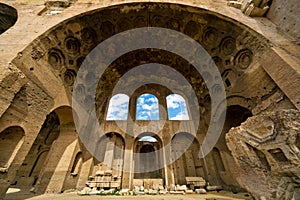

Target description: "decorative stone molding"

left=44, top=0, right=77, bottom=15
left=45, top=0, right=71, bottom=9
left=226, top=109, right=300, bottom=199
left=227, top=0, right=271, bottom=17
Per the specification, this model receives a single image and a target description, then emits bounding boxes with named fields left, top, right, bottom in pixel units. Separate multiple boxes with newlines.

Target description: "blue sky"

left=106, top=94, right=129, bottom=120
left=106, top=93, right=189, bottom=120
left=136, top=93, right=159, bottom=120
left=166, top=94, right=189, bottom=120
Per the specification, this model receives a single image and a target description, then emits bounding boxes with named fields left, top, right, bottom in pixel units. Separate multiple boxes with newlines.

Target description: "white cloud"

left=167, top=94, right=189, bottom=120
left=136, top=93, right=159, bottom=120
left=106, top=94, right=129, bottom=120
left=137, top=96, right=145, bottom=105
left=136, top=115, right=149, bottom=120
left=170, top=110, right=189, bottom=120
left=166, top=94, right=186, bottom=109
left=146, top=97, right=157, bottom=103
left=139, top=136, right=157, bottom=142
left=141, top=104, right=159, bottom=111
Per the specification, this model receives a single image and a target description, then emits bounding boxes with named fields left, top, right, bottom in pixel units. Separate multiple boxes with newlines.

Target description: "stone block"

left=186, top=189, right=194, bottom=194
left=132, top=179, right=143, bottom=187
left=120, top=189, right=129, bottom=195
left=159, top=189, right=168, bottom=194
left=45, top=0, right=70, bottom=8
left=195, top=188, right=207, bottom=194
left=149, top=189, right=158, bottom=195
left=206, top=185, right=223, bottom=191
left=176, top=184, right=187, bottom=191
left=78, top=187, right=92, bottom=195
left=170, top=191, right=185, bottom=194
left=95, top=170, right=104, bottom=176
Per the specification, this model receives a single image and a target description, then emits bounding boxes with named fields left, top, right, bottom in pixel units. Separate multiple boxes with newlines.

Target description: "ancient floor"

left=5, top=188, right=252, bottom=200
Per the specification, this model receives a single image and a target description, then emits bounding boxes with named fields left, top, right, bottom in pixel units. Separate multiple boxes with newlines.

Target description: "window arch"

left=138, top=136, right=158, bottom=142
left=166, top=94, right=189, bottom=120
left=106, top=94, right=129, bottom=120
left=136, top=93, right=159, bottom=120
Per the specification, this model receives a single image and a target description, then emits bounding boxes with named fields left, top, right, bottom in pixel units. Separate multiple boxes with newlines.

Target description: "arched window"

left=138, top=136, right=158, bottom=142
left=166, top=94, right=189, bottom=120
left=136, top=93, right=159, bottom=120
left=106, top=94, right=129, bottom=120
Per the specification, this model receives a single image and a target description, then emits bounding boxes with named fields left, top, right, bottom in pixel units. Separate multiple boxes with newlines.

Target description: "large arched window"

left=106, top=94, right=129, bottom=120
left=136, top=93, right=159, bottom=120
left=166, top=94, right=189, bottom=120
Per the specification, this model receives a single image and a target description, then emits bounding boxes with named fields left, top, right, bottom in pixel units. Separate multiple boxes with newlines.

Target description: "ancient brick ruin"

left=0, top=0, right=299, bottom=199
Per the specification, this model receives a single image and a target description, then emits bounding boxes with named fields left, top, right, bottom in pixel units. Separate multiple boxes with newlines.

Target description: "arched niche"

left=14, top=112, right=60, bottom=187
left=133, top=133, right=163, bottom=180
left=171, top=132, right=200, bottom=185
left=224, top=105, right=253, bottom=132
left=0, top=3, right=18, bottom=34
left=207, top=105, right=253, bottom=188
left=0, top=126, right=24, bottom=170
left=71, top=152, right=83, bottom=175
left=92, top=132, right=125, bottom=178
left=217, top=105, right=253, bottom=148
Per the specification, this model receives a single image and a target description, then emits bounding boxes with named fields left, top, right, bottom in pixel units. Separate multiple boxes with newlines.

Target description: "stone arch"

left=212, top=148, right=225, bottom=172
left=2, top=1, right=298, bottom=198
left=225, top=105, right=253, bottom=130
left=13, top=111, right=60, bottom=189
left=206, top=104, right=253, bottom=188
left=52, top=105, right=76, bottom=125
left=133, top=133, right=164, bottom=180
left=204, top=147, right=227, bottom=186
left=226, top=96, right=253, bottom=112
left=0, top=126, right=24, bottom=170
left=92, top=132, right=125, bottom=179
left=135, top=132, right=163, bottom=146
left=28, top=150, right=49, bottom=178
left=0, top=3, right=18, bottom=34
left=8, top=2, right=298, bottom=116
left=13, top=106, right=79, bottom=193
left=10, top=3, right=274, bottom=124
left=61, top=151, right=83, bottom=191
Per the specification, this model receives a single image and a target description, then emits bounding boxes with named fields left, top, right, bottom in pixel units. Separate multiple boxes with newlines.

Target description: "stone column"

left=162, top=136, right=175, bottom=186
left=103, top=140, right=115, bottom=167
left=185, top=149, right=196, bottom=177
left=76, top=157, right=93, bottom=189
left=112, top=137, right=124, bottom=178
left=158, top=93, right=168, bottom=121
left=121, top=136, right=134, bottom=189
